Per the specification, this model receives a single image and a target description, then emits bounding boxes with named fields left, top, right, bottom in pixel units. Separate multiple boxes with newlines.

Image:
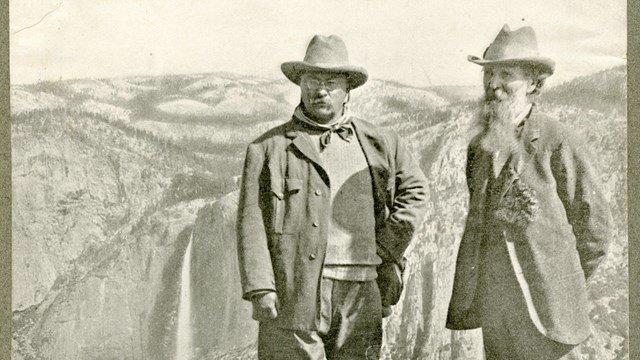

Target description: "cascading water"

left=175, top=231, right=194, bottom=360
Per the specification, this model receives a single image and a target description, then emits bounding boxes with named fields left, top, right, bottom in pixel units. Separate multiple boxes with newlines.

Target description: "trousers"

left=258, top=277, right=383, bottom=360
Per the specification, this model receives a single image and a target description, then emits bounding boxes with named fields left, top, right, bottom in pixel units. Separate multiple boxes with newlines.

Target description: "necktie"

left=293, top=105, right=354, bottom=150
left=318, top=124, right=353, bottom=149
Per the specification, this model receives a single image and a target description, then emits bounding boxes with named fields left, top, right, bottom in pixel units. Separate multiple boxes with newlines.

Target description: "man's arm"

left=236, top=142, right=277, bottom=299
left=377, top=134, right=429, bottom=263
left=553, top=135, right=613, bottom=280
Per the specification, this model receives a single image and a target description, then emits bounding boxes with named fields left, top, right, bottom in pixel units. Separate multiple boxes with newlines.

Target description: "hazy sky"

left=10, top=0, right=626, bottom=87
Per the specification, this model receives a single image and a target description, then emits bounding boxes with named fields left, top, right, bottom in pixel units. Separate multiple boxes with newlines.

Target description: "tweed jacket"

left=446, top=108, right=613, bottom=345
left=236, top=117, right=428, bottom=330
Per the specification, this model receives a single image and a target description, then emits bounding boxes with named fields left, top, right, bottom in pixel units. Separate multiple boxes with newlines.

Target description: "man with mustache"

left=236, top=34, right=428, bottom=359
left=446, top=25, right=613, bottom=359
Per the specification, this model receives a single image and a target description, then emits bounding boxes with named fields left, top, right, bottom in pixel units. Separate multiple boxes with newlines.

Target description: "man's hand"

left=251, top=292, right=279, bottom=321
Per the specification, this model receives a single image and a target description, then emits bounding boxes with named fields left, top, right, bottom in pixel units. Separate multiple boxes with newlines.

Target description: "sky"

left=10, top=0, right=627, bottom=87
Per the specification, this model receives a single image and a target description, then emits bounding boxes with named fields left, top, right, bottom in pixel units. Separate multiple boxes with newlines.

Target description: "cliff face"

left=382, top=110, right=483, bottom=359
left=191, top=193, right=257, bottom=357
left=11, top=67, right=628, bottom=359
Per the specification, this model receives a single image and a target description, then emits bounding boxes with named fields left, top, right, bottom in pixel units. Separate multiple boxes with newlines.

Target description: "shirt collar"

left=293, top=104, right=351, bottom=131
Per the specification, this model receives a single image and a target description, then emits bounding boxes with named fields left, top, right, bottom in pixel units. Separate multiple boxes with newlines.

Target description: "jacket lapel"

left=351, top=119, right=388, bottom=172
left=285, top=120, right=323, bottom=169
left=351, top=119, right=391, bottom=217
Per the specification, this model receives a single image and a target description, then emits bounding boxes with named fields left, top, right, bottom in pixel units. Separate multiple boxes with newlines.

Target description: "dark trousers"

left=258, top=278, right=383, bottom=360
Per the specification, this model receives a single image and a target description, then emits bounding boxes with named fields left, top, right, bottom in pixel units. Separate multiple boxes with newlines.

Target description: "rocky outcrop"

left=13, top=198, right=207, bottom=360
left=12, top=114, right=173, bottom=313
left=191, top=192, right=257, bottom=357
left=11, top=100, right=229, bottom=359
left=381, top=109, right=484, bottom=359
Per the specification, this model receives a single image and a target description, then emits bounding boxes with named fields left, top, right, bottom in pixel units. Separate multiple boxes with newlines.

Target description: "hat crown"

left=303, top=35, right=350, bottom=65
left=281, top=34, right=368, bottom=89
left=467, top=25, right=555, bottom=76
left=483, top=25, right=540, bottom=61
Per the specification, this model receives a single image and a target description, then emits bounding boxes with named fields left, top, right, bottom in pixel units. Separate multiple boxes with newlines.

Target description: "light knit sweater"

left=307, top=126, right=381, bottom=281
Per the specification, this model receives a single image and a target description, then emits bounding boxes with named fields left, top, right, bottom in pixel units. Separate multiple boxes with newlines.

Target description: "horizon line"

left=9, top=64, right=627, bottom=90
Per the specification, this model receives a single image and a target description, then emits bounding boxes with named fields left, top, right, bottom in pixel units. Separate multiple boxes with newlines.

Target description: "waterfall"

left=175, top=231, right=194, bottom=360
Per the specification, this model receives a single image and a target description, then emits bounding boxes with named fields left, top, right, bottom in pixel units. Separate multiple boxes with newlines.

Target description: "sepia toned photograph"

left=9, top=1, right=628, bottom=359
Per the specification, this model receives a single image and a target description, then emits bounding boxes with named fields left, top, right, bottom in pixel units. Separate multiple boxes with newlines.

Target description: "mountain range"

left=11, top=65, right=627, bottom=359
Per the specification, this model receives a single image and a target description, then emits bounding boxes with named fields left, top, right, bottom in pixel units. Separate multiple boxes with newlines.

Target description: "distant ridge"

left=540, top=65, right=626, bottom=114
left=426, top=85, right=483, bottom=103
left=13, top=65, right=625, bottom=107
left=423, top=65, right=627, bottom=106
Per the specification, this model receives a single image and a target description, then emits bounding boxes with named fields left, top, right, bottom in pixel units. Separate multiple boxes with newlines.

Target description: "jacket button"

left=315, top=190, right=322, bottom=196
left=309, top=253, right=316, bottom=260
left=312, top=221, right=319, bottom=227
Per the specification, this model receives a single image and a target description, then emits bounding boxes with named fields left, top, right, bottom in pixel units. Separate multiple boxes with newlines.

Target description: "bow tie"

left=318, top=124, right=354, bottom=149
left=292, top=105, right=354, bottom=150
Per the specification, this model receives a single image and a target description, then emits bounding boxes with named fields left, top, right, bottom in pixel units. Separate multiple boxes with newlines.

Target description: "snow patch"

left=156, top=99, right=216, bottom=116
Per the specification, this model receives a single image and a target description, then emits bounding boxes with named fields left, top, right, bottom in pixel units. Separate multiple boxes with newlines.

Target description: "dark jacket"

left=236, top=117, right=428, bottom=330
left=446, top=109, right=613, bottom=345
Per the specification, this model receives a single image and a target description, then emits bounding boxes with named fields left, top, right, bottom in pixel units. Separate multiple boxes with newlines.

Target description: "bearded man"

left=446, top=25, right=613, bottom=359
left=236, top=34, right=428, bottom=359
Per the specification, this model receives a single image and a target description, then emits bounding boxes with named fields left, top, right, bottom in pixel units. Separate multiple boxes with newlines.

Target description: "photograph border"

left=627, top=0, right=639, bottom=359
left=0, top=1, right=637, bottom=359
left=1, top=0, right=12, bottom=357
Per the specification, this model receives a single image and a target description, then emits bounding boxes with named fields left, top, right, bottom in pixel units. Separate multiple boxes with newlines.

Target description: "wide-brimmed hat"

left=468, top=25, right=555, bottom=76
left=281, top=35, right=368, bottom=89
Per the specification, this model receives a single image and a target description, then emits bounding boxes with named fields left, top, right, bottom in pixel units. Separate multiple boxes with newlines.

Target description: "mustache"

left=481, top=92, right=526, bottom=119
left=484, top=91, right=498, bottom=102
left=484, top=88, right=508, bottom=102
left=311, top=97, right=330, bottom=104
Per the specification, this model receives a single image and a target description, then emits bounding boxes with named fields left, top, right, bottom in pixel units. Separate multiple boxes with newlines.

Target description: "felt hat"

left=281, top=35, right=368, bottom=89
left=468, top=25, right=555, bottom=76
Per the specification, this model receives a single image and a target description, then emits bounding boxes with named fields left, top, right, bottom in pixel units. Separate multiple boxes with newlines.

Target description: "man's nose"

left=315, top=87, right=330, bottom=96
left=488, top=75, right=501, bottom=90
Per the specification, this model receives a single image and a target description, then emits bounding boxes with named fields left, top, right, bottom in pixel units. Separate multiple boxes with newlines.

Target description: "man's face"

left=479, top=65, right=536, bottom=153
left=300, top=72, right=349, bottom=124
left=483, top=65, right=535, bottom=103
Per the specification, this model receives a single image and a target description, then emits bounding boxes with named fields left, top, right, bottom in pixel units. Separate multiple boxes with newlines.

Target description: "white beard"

left=477, top=93, right=530, bottom=153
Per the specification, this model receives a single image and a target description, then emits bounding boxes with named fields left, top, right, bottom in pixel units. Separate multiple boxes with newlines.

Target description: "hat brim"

left=281, top=61, right=368, bottom=89
left=468, top=55, right=555, bottom=76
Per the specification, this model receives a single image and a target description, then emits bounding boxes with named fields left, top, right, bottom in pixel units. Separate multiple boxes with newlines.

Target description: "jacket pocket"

left=271, top=179, right=285, bottom=234
left=285, top=178, right=303, bottom=193
left=271, top=178, right=304, bottom=234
